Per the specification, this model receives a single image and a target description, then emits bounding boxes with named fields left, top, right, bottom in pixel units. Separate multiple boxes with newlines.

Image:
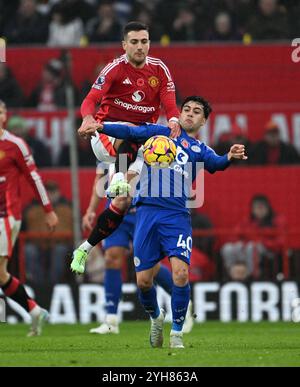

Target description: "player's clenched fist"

left=168, top=119, right=181, bottom=138
left=78, top=115, right=100, bottom=137
left=228, top=144, right=248, bottom=160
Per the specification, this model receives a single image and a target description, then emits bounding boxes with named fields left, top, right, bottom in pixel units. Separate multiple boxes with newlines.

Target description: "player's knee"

left=105, top=249, right=123, bottom=269
left=172, top=267, right=189, bottom=287
left=137, top=277, right=153, bottom=291
left=0, top=259, right=9, bottom=286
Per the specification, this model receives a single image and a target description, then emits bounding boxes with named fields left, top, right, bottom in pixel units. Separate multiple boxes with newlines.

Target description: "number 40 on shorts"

left=177, top=234, right=192, bottom=252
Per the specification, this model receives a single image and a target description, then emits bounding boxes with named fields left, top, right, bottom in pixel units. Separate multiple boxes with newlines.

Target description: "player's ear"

left=122, top=40, right=126, bottom=50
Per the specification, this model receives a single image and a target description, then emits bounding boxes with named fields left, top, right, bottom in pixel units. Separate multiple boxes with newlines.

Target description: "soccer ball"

left=143, top=135, right=177, bottom=167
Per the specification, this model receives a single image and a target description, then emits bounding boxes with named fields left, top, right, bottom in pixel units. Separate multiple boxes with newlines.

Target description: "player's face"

left=123, top=30, right=150, bottom=67
left=180, top=101, right=206, bottom=134
left=0, top=105, right=7, bottom=128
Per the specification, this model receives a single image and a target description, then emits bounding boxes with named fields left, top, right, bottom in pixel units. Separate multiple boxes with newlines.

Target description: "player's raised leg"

left=136, top=265, right=166, bottom=348
left=169, top=257, right=190, bottom=349
left=71, top=196, right=131, bottom=274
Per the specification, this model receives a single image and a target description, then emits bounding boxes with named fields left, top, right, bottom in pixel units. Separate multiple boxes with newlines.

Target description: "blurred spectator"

left=85, top=1, right=122, bottom=43
left=228, top=260, right=251, bottom=282
left=234, top=0, right=256, bottom=32
left=0, top=0, right=20, bottom=36
left=214, top=124, right=252, bottom=166
left=23, top=180, right=73, bottom=284
left=0, top=63, right=24, bottom=108
left=7, top=115, right=52, bottom=167
left=3, top=0, right=49, bottom=45
left=48, top=2, right=84, bottom=46
left=250, top=120, right=300, bottom=165
left=221, top=194, right=286, bottom=280
left=207, top=11, right=242, bottom=41
left=189, top=247, right=216, bottom=282
left=114, top=0, right=134, bottom=26
left=27, top=58, right=78, bottom=111
left=245, top=0, right=289, bottom=41
left=132, top=8, right=163, bottom=42
left=36, top=0, right=60, bottom=15
left=289, top=1, right=300, bottom=38
left=170, top=5, right=203, bottom=41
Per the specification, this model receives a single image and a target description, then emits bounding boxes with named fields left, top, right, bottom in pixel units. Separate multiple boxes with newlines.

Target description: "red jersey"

left=0, top=130, right=52, bottom=220
left=81, top=54, right=179, bottom=124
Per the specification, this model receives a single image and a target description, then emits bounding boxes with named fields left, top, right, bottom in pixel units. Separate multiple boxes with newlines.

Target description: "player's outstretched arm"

left=100, top=123, right=171, bottom=141
left=227, top=144, right=248, bottom=161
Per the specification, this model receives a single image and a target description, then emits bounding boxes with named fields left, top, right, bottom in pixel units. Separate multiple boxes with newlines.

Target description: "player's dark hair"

left=0, top=99, right=6, bottom=109
left=123, top=21, right=149, bottom=39
left=181, top=96, right=212, bottom=119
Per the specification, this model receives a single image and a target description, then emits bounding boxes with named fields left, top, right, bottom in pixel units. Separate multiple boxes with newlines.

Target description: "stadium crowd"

left=0, top=0, right=298, bottom=46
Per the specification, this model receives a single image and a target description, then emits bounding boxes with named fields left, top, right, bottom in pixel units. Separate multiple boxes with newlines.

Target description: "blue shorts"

left=102, top=211, right=135, bottom=250
left=133, top=205, right=192, bottom=272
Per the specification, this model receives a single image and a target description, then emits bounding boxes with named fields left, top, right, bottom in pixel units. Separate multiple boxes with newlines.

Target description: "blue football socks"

left=138, top=286, right=160, bottom=319
left=171, top=283, right=190, bottom=332
left=154, top=264, right=173, bottom=295
left=104, top=269, right=122, bottom=314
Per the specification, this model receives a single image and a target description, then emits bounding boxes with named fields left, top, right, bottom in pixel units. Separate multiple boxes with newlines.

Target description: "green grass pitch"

left=1, top=322, right=300, bottom=367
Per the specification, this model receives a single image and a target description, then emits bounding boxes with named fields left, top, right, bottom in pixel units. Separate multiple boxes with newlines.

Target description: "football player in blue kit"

left=96, top=95, right=247, bottom=348
left=82, top=162, right=194, bottom=335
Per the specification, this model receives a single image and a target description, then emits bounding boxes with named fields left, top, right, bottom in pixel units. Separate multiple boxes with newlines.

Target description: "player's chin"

left=134, top=54, right=145, bottom=62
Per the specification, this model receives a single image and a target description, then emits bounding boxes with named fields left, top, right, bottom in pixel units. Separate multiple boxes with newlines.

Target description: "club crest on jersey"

left=0, top=150, right=5, bottom=160
left=134, top=256, right=141, bottom=267
left=148, top=76, right=159, bottom=88
left=132, top=90, right=145, bottom=103
left=137, top=78, right=144, bottom=87
left=181, top=139, right=189, bottom=149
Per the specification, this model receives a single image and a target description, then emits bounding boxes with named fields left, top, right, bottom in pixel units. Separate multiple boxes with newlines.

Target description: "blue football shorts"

left=133, top=205, right=192, bottom=272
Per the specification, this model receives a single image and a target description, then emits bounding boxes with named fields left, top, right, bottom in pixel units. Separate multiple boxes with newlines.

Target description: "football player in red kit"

left=78, top=21, right=180, bottom=196
left=71, top=22, right=180, bottom=274
left=0, top=100, right=58, bottom=336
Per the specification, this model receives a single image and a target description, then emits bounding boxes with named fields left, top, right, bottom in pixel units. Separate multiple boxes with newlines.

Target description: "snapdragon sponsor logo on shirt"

left=114, top=98, right=155, bottom=113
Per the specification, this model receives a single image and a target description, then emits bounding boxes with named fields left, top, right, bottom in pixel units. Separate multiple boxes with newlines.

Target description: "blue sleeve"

left=102, top=123, right=171, bottom=142
left=198, top=142, right=231, bottom=173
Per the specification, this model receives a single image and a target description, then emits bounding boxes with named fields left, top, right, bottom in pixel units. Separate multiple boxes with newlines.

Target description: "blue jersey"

left=102, top=123, right=230, bottom=214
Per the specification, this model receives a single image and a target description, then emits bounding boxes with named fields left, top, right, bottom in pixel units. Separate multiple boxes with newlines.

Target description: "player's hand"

left=168, top=119, right=181, bottom=138
left=45, top=211, right=59, bottom=232
left=78, top=115, right=101, bottom=138
left=82, top=211, right=96, bottom=231
left=228, top=144, right=248, bottom=161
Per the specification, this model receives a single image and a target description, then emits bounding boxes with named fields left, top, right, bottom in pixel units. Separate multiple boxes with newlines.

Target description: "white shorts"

left=91, top=132, right=116, bottom=163
left=91, top=121, right=145, bottom=175
left=0, top=216, right=21, bottom=258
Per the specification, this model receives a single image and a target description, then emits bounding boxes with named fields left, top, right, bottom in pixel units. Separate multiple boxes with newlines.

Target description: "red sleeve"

left=158, top=61, right=180, bottom=121
left=14, top=141, right=53, bottom=213
left=80, top=62, right=117, bottom=118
